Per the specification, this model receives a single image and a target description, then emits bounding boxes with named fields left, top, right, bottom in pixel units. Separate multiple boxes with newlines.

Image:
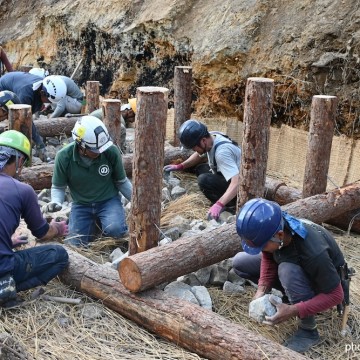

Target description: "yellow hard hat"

left=128, top=98, right=136, bottom=113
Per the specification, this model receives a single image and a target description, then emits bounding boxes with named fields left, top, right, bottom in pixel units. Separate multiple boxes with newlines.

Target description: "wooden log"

left=238, top=78, right=274, bottom=209
left=8, top=104, right=33, bottom=164
left=173, top=66, right=192, bottom=147
left=102, top=99, right=122, bottom=148
left=18, top=145, right=194, bottom=190
left=86, top=81, right=100, bottom=114
left=264, top=177, right=302, bottom=205
left=129, top=87, right=169, bottom=255
left=119, top=181, right=360, bottom=292
left=60, top=248, right=306, bottom=360
left=303, top=95, right=337, bottom=197
left=34, top=117, right=77, bottom=137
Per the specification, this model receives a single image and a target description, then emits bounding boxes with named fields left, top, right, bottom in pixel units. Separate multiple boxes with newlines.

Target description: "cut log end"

left=119, top=257, right=142, bottom=292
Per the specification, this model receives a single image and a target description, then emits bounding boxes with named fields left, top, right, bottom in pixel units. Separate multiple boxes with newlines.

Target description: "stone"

left=191, top=286, right=213, bottom=310
left=171, top=185, right=187, bottom=199
left=223, top=281, right=245, bottom=295
left=249, top=294, right=282, bottom=323
left=164, top=281, right=199, bottom=305
left=209, top=265, right=228, bottom=286
left=227, top=268, right=246, bottom=285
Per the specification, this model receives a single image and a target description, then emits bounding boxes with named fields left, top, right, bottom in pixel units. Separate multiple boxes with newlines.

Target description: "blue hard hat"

left=236, top=198, right=283, bottom=255
left=178, top=119, right=209, bottom=149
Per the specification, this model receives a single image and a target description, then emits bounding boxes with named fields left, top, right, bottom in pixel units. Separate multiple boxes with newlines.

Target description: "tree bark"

left=119, top=181, right=360, bottom=292
left=86, top=81, right=100, bottom=114
left=173, top=66, right=192, bottom=147
left=59, top=248, right=306, bottom=360
left=238, top=78, right=274, bottom=209
left=102, top=99, right=122, bottom=148
left=129, top=87, right=169, bottom=255
left=303, top=95, right=337, bottom=197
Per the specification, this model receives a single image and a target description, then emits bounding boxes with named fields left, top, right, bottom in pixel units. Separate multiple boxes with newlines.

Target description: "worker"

left=89, top=98, right=136, bottom=153
left=0, top=130, right=69, bottom=308
left=233, top=198, right=346, bottom=353
left=46, top=116, right=132, bottom=247
left=0, top=46, right=13, bottom=75
left=0, top=71, right=49, bottom=160
left=29, top=67, right=49, bottom=79
left=39, top=75, right=83, bottom=118
left=163, top=119, right=241, bottom=220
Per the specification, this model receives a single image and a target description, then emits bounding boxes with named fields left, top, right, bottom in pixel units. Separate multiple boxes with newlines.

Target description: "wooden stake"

left=8, top=104, right=33, bottom=165
left=238, top=77, right=274, bottom=210
left=128, top=86, right=169, bottom=255
left=86, top=81, right=100, bottom=114
left=102, top=99, right=123, bottom=149
left=303, top=95, right=337, bottom=197
left=173, top=66, right=192, bottom=146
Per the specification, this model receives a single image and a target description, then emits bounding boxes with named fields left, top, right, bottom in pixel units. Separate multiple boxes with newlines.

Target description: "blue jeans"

left=13, top=245, right=69, bottom=292
left=66, top=196, right=128, bottom=247
left=232, top=252, right=315, bottom=304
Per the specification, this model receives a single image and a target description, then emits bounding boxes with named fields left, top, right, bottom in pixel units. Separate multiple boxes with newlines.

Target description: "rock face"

left=1, top=1, right=360, bottom=136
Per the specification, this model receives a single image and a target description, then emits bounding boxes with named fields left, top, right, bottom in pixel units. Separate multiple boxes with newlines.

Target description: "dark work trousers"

left=12, top=245, right=69, bottom=292
left=195, top=163, right=237, bottom=207
left=232, top=252, right=315, bottom=304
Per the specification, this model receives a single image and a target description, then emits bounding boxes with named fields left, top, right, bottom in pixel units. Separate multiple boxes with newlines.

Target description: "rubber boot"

left=284, top=316, right=320, bottom=353
left=0, top=274, right=17, bottom=307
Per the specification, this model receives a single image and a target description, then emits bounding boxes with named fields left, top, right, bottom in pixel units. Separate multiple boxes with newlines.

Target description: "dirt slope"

left=1, top=0, right=360, bottom=135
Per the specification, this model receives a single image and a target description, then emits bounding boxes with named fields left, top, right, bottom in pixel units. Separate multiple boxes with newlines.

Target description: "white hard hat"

left=42, top=75, right=66, bottom=103
left=29, top=67, right=49, bottom=79
left=72, top=116, right=113, bottom=153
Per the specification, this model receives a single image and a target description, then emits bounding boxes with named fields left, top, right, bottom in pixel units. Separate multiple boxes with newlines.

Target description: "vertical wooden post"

left=173, top=66, right=192, bottom=147
left=102, top=99, right=123, bottom=149
left=237, top=77, right=274, bottom=210
left=128, top=86, right=169, bottom=255
left=302, top=95, right=337, bottom=197
left=86, top=81, right=100, bottom=114
left=8, top=104, right=33, bottom=164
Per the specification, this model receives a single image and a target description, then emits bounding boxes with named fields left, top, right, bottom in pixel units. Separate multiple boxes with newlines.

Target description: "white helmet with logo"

left=42, top=75, right=66, bottom=103
left=29, top=67, right=49, bottom=79
left=72, top=116, right=113, bottom=153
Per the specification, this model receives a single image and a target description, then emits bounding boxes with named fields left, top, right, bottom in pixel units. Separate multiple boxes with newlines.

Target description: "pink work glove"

left=50, top=219, right=69, bottom=237
left=163, top=163, right=184, bottom=172
left=207, top=201, right=225, bottom=221
left=12, top=235, right=29, bottom=248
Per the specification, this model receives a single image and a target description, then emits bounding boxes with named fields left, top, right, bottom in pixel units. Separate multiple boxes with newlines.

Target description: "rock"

left=227, top=268, right=246, bottom=285
left=164, top=281, right=199, bottom=305
left=159, top=237, right=173, bottom=246
left=191, top=286, right=213, bottom=310
left=248, top=294, right=282, bottom=323
left=209, top=265, right=228, bottom=286
left=162, top=187, right=171, bottom=202
left=178, top=273, right=202, bottom=286
left=163, top=227, right=180, bottom=241
left=109, top=247, right=124, bottom=262
left=223, top=281, right=245, bottom=295
left=111, top=251, right=129, bottom=269
left=171, top=185, right=187, bottom=199
left=194, top=265, right=214, bottom=285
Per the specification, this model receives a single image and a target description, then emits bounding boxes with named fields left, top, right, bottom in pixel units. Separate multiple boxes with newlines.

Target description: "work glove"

left=46, top=202, right=63, bottom=213
left=11, top=235, right=29, bottom=248
left=207, top=201, right=224, bottom=221
left=50, top=219, right=69, bottom=237
left=163, top=163, right=184, bottom=172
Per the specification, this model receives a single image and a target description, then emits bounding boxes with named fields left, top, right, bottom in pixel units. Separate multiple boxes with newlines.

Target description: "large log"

left=19, top=145, right=194, bottom=190
left=59, top=248, right=306, bottom=360
left=129, top=87, right=169, bottom=255
left=119, top=181, right=360, bottom=292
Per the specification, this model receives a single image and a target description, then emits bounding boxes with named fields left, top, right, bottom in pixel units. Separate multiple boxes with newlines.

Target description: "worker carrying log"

left=33, top=75, right=84, bottom=119
left=0, top=130, right=68, bottom=308
left=233, top=198, right=350, bottom=353
left=45, top=115, right=132, bottom=247
left=163, top=119, right=241, bottom=220
left=0, top=72, right=49, bottom=160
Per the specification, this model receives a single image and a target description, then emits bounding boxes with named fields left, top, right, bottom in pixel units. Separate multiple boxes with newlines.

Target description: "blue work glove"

left=207, top=201, right=225, bottom=221
left=12, top=235, right=29, bottom=248
left=163, top=163, right=184, bottom=172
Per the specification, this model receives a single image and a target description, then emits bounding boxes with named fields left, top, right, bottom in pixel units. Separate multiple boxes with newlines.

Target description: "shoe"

left=0, top=274, right=17, bottom=306
left=283, top=328, right=320, bottom=353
